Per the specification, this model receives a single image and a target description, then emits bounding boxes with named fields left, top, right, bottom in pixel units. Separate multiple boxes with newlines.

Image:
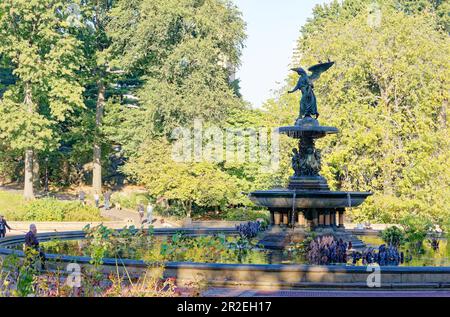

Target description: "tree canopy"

left=265, top=0, right=450, bottom=224
left=0, top=0, right=448, bottom=224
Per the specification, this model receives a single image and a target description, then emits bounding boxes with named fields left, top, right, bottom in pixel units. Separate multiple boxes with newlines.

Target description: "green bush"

left=111, top=192, right=151, bottom=210
left=381, top=226, right=404, bottom=247
left=154, top=203, right=186, bottom=219
left=24, top=198, right=102, bottom=222
left=224, top=208, right=270, bottom=222
left=400, top=214, right=433, bottom=251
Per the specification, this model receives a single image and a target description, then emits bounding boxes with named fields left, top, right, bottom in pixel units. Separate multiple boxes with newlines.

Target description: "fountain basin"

left=2, top=231, right=450, bottom=289
left=249, top=189, right=372, bottom=209
left=277, top=116, right=339, bottom=139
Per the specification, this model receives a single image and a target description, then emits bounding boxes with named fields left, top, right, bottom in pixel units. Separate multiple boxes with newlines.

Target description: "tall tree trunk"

left=92, top=81, right=105, bottom=194
left=24, top=149, right=34, bottom=200
left=33, top=157, right=40, bottom=190
left=23, top=83, right=34, bottom=200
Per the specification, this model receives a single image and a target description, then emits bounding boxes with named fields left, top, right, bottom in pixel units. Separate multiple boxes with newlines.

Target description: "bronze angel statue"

left=288, top=61, right=334, bottom=119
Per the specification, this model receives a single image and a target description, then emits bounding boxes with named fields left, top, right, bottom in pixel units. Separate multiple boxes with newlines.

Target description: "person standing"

left=137, top=203, right=145, bottom=223
left=24, top=224, right=45, bottom=269
left=24, top=224, right=40, bottom=250
left=146, top=203, right=154, bottom=225
left=0, top=215, right=12, bottom=238
left=93, top=192, right=100, bottom=208
left=104, top=189, right=112, bottom=210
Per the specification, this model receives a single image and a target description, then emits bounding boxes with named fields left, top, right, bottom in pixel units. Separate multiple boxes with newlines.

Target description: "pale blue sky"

left=232, top=0, right=332, bottom=108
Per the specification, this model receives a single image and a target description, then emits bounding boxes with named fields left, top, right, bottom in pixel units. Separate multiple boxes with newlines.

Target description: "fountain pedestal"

left=249, top=116, right=372, bottom=245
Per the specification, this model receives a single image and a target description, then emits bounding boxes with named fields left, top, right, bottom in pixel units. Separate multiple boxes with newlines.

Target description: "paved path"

left=202, top=287, right=450, bottom=297
left=100, top=206, right=141, bottom=224
left=100, top=206, right=180, bottom=228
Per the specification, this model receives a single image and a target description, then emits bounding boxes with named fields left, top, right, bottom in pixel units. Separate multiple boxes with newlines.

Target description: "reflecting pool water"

left=10, top=234, right=450, bottom=266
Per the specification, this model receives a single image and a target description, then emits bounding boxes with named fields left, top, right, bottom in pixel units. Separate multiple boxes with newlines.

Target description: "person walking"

left=79, top=190, right=86, bottom=205
left=93, top=192, right=100, bottom=208
left=0, top=215, right=11, bottom=238
left=104, top=189, right=112, bottom=210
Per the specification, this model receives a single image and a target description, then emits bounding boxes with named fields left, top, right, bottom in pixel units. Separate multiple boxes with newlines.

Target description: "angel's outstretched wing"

left=308, top=61, right=334, bottom=82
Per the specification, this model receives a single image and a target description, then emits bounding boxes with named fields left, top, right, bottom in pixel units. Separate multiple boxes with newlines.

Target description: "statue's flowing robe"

left=297, top=76, right=318, bottom=117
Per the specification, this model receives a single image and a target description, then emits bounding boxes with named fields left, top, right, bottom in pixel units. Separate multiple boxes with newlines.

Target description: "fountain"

left=249, top=61, right=372, bottom=248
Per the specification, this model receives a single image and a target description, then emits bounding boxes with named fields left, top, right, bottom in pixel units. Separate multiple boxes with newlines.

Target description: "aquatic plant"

left=235, top=221, right=266, bottom=239
left=351, top=244, right=409, bottom=266
left=306, top=236, right=348, bottom=265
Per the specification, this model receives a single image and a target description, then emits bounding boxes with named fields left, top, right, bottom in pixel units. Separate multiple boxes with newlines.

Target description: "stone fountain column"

left=318, top=211, right=324, bottom=227
left=324, top=210, right=331, bottom=227
left=338, top=208, right=345, bottom=228
left=312, top=209, right=319, bottom=228
left=298, top=211, right=306, bottom=227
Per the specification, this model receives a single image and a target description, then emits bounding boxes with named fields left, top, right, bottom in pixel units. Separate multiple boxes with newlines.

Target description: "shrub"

left=111, top=192, right=151, bottom=210
left=224, top=208, right=270, bottom=222
left=154, top=203, right=186, bottom=219
left=24, top=198, right=102, bottom=222
left=381, top=226, right=405, bottom=247
left=400, top=214, right=433, bottom=250
left=0, top=191, right=103, bottom=221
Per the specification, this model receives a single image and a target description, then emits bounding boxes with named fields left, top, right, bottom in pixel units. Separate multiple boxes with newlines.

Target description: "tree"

left=105, top=0, right=246, bottom=140
left=265, top=0, right=450, bottom=224
left=105, top=0, right=249, bottom=217
left=0, top=0, right=85, bottom=199
left=76, top=0, right=114, bottom=194
left=123, top=138, right=243, bottom=218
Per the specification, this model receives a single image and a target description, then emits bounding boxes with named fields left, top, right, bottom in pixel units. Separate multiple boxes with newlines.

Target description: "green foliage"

left=104, top=0, right=251, bottom=217
left=105, top=0, right=246, bottom=151
left=0, top=0, right=85, bottom=151
left=24, top=198, right=102, bottom=222
left=381, top=226, right=405, bottom=247
left=400, top=214, right=433, bottom=250
left=15, top=248, right=41, bottom=297
left=154, top=202, right=187, bottom=219
left=82, top=224, right=264, bottom=264
left=266, top=0, right=450, bottom=224
left=111, top=192, right=152, bottom=210
left=83, top=224, right=157, bottom=264
left=0, top=191, right=102, bottom=221
left=123, top=138, right=245, bottom=217
left=0, top=191, right=27, bottom=219
left=159, top=231, right=264, bottom=264
left=159, top=232, right=230, bottom=263
left=223, top=208, right=270, bottom=222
